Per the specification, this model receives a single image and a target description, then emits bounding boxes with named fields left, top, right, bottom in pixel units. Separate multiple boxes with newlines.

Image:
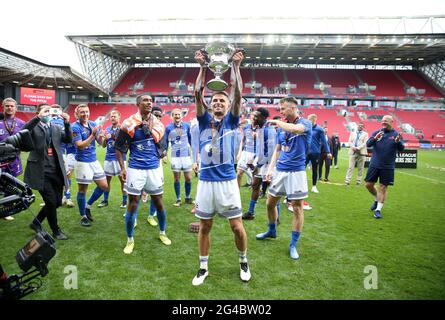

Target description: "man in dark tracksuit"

left=306, top=114, right=331, bottom=194
left=365, top=115, right=404, bottom=219
left=331, top=132, right=341, bottom=169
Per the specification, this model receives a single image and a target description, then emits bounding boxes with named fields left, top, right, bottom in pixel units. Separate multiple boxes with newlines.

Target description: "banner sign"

left=21, top=87, right=55, bottom=106
left=365, top=149, right=417, bottom=168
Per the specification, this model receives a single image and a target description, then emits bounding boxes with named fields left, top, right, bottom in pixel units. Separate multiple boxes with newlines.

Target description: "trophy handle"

left=199, top=49, right=210, bottom=64
left=235, top=48, right=246, bottom=55
left=228, top=48, right=245, bottom=63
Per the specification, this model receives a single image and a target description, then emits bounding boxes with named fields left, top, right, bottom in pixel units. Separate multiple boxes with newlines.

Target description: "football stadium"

left=1, top=9, right=445, bottom=303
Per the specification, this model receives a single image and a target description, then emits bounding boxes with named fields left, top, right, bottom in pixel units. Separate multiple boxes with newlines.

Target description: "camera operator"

left=0, top=98, right=26, bottom=221
left=24, top=103, right=72, bottom=240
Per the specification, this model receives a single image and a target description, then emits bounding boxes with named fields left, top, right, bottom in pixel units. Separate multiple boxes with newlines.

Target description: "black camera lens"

left=4, top=132, right=21, bottom=148
left=3, top=129, right=34, bottom=152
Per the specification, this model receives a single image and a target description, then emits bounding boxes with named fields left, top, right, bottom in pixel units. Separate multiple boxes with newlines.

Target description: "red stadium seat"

left=112, top=67, right=444, bottom=101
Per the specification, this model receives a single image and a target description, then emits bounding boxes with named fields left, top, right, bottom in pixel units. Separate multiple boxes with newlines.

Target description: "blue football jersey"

left=276, top=118, right=312, bottom=172
left=127, top=126, right=160, bottom=170
left=105, top=125, right=126, bottom=161
left=242, top=124, right=257, bottom=153
left=165, top=122, right=191, bottom=158
left=197, top=110, right=239, bottom=182
left=72, top=120, right=100, bottom=162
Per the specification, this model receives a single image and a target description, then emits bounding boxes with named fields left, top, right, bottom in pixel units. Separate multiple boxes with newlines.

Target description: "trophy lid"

left=205, top=41, right=236, bottom=56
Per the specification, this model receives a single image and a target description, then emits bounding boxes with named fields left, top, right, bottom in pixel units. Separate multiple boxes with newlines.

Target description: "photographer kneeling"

left=24, top=104, right=72, bottom=240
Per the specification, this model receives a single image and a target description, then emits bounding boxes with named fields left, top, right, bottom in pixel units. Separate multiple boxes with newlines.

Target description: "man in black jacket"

left=25, top=103, right=72, bottom=240
left=331, top=131, right=341, bottom=169
left=318, top=127, right=334, bottom=182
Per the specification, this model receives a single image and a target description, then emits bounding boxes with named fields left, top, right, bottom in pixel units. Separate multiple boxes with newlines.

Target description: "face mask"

left=41, top=115, right=51, bottom=123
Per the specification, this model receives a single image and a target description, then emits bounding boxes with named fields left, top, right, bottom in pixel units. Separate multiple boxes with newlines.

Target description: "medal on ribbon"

left=209, top=118, right=223, bottom=155
left=4, top=118, right=16, bottom=136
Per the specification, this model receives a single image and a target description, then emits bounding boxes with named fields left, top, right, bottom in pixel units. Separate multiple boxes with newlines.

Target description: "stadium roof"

left=67, top=15, right=445, bottom=92
left=68, top=32, right=445, bottom=67
left=68, top=15, right=445, bottom=66
left=0, top=47, right=107, bottom=96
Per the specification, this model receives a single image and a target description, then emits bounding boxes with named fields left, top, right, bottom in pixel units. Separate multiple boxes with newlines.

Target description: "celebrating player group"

left=15, top=48, right=403, bottom=287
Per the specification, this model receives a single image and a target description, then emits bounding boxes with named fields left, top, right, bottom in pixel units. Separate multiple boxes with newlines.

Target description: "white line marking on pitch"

left=424, top=163, right=445, bottom=171
left=398, top=171, right=445, bottom=184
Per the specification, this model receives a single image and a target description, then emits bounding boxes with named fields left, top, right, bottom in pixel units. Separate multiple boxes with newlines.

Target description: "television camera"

left=0, top=124, right=56, bottom=300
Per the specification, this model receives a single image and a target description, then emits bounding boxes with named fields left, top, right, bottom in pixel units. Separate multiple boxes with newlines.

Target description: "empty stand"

left=253, top=69, right=284, bottom=90
left=396, top=71, right=443, bottom=98
left=356, top=70, right=406, bottom=97
left=143, top=68, right=184, bottom=93
left=287, top=69, right=320, bottom=95
left=318, top=69, right=359, bottom=91
left=113, top=68, right=147, bottom=95
left=395, top=109, right=445, bottom=143
left=113, top=67, right=444, bottom=100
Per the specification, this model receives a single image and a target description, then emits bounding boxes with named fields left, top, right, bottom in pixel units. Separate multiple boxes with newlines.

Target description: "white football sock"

left=376, top=202, right=384, bottom=211
left=199, top=256, right=209, bottom=270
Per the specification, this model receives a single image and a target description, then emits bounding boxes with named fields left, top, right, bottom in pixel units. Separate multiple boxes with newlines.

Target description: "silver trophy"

left=201, top=41, right=240, bottom=91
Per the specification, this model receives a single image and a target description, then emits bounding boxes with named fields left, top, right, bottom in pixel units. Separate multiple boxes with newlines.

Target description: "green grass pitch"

left=1, top=148, right=444, bottom=299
